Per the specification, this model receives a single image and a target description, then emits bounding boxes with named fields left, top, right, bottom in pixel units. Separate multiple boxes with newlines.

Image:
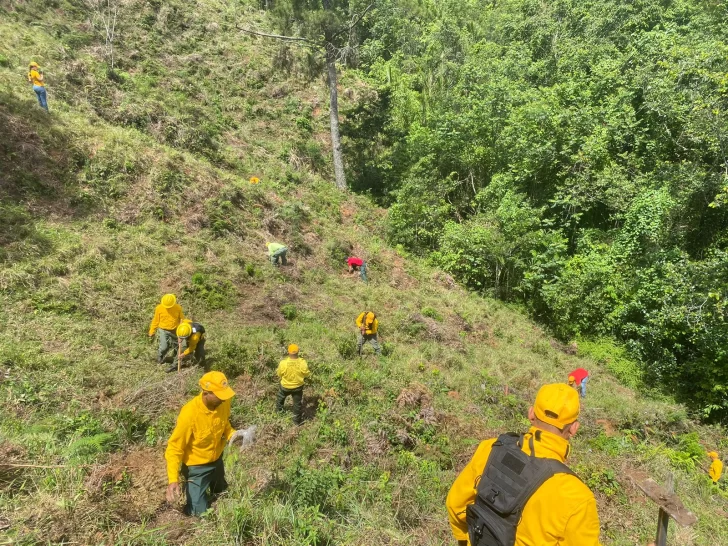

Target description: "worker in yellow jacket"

left=446, top=383, right=602, bottom=546
left=27, top=61, right=48, bottom=111
left=165, top=371, right=247, bottom=515
left=708, top=451, right=723, bottom=485
left=356, top=311, right=381, bottom=356
left=148, top=294, right=184, bottom=364
left=276, top=344, right=310, bottom=425
left=167, top=319, right=206, bottom=373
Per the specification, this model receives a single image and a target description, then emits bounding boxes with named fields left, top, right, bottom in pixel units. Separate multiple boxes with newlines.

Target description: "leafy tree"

left=234, top=0, right=376, bottom=190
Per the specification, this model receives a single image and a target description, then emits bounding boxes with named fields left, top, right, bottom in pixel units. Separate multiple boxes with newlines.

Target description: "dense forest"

left=325, top=0, right=728, bottom=421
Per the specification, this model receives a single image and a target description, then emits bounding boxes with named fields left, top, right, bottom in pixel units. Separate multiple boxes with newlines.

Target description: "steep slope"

left=0, top=1, right=726, bottom=545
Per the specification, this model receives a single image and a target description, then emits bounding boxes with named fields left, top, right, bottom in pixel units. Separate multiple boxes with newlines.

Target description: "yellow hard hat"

left=161, top=294, right=177, bottom=308
left=288, top=344, right=299, bottom=355
left=177, top=322, right=192, bottom=338
left=29, top=61, right=39, bottom=68
left=708, top=451, right=719, bottom=459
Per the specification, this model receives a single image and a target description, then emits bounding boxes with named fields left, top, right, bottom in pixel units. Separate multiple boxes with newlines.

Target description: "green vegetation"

left=346, top=0, right=728, bottom=421
left=0, top=1, right=727, bottom=545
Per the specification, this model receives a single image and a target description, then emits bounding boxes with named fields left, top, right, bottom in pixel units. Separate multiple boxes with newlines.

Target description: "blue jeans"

left=580, top=377, right=588, bottom=398
left=33, top=86, right=48, bottom=111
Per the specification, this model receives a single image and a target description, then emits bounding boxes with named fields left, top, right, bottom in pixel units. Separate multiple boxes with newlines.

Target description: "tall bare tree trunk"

left=326, top=47, right=346, bottom=191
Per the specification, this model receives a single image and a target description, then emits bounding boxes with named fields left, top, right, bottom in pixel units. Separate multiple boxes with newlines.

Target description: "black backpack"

left=466, top=432, right=578, bottom=546
left=191, top=322, right=205, bottom=335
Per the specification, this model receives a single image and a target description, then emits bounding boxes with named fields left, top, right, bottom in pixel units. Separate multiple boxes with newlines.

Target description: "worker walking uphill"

left=168, top=319, right=206, bottom=373
left=567, top=367, right=589, bottom=398
left=149, top=294, right=185, bottom=364
left=165, top=371, right=247, bottom=516
left=276, top=344, right=310, bottom=425
left=356, top=311, right=381, bottom=356
left=446, top=383, right=602, bottom=546
left=267, top=241, right=288, bottom=267
left=27, top=62, right=48, bottom=111
left=347, top=256, right=368, bottom=282
left=708, top=451, right=723, bottom=485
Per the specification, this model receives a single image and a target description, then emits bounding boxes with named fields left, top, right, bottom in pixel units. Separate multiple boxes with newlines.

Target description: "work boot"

left=165, top=364, right=177, bottom=373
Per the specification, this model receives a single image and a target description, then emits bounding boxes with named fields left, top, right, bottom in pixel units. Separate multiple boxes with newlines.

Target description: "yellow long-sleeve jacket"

left=710, top=459, right=723, bottom=483
left=179, top=320, right=205, bottom=357
left=28, top=69, right=44, bottom=86
left=356, top=312, right=378, bottom=334
left=446, top=427, right=602, bottom=546
left=148, top=303, right=184, bottom=335
left=277, top=357, right=310, bottom=389
left=164, top=394, right=234, bottom=483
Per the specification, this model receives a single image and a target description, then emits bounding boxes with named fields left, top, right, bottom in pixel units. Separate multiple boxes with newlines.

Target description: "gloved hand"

left=228, top=429, right=244, bottom=446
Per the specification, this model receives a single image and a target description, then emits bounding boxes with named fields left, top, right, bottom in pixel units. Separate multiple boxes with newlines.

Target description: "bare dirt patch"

left=85, top=447, right=168, bottom=521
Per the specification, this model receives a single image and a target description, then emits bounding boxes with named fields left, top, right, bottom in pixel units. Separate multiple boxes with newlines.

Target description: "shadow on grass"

left=0, top=90, right=90, bottom=260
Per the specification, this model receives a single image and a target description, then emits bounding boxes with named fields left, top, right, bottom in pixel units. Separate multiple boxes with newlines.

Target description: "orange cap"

left=534, top=383, right=580, bottom=429
left=288, top=344, right=299, bottom=355
left=708, top=451, right=719, bottom=459
left=199, top=371, right=235, bottom=401
left=568, top=375, right=575, bottom=384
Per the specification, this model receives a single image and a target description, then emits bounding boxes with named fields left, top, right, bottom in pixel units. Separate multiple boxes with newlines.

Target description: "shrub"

left=183, top=272, right=237, bottom=310
left=283, top=459, right=346, bottom=515
left=214, top=340, right=251, bottom=378
left=421, top=307, right=442, bottom=321
left=281, top=304, right=298, bottom=321
left=325, top=239, right=351, bottom=269
left=578, top=338, right=642, bottom=388
left=336, top=337, right=357, bottom=359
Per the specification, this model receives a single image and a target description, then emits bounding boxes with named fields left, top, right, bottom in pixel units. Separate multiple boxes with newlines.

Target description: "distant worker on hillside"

left=276, top=344, right=310, bottom=426
left=267, top=241, right=288, bottom=267
left=167, top=319, right=206, bottom=373
left=568, top=367, right=590, bottom=398
left=446, top=383, right=602, bottom=546
left=347, top=256, right=368, bottom=282
left=148, top=294, right=184, bottom=365
left=356, top=311, right=381, bottom=356
left=27, top=61, right=48, bottom=112
left=708, top=451, right=723, bottom=485
left=165, top=371, right=247, bottom=515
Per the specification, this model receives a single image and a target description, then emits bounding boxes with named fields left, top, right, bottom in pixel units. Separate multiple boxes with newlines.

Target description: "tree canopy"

left=345, top=0, right=728, bottom=421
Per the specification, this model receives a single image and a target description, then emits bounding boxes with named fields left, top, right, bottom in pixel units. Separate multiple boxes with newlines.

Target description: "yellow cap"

left=534, top=383, right=580, bottom=429
left=568, top=375, right=575, bottom=384
left=199, top=371, right=235, bottom=401
left=288, top=344, right=299, bottom=355
left=708, top=451, right=719, bottom=459
left=177, top=322, right=192, bottom=338
left=29, top=61, right=39, bottom=67
left=161, top=294, right=177, bottom=308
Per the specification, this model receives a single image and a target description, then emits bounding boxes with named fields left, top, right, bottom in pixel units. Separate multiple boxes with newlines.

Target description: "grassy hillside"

left=1, top=1, right=727, bottom=545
